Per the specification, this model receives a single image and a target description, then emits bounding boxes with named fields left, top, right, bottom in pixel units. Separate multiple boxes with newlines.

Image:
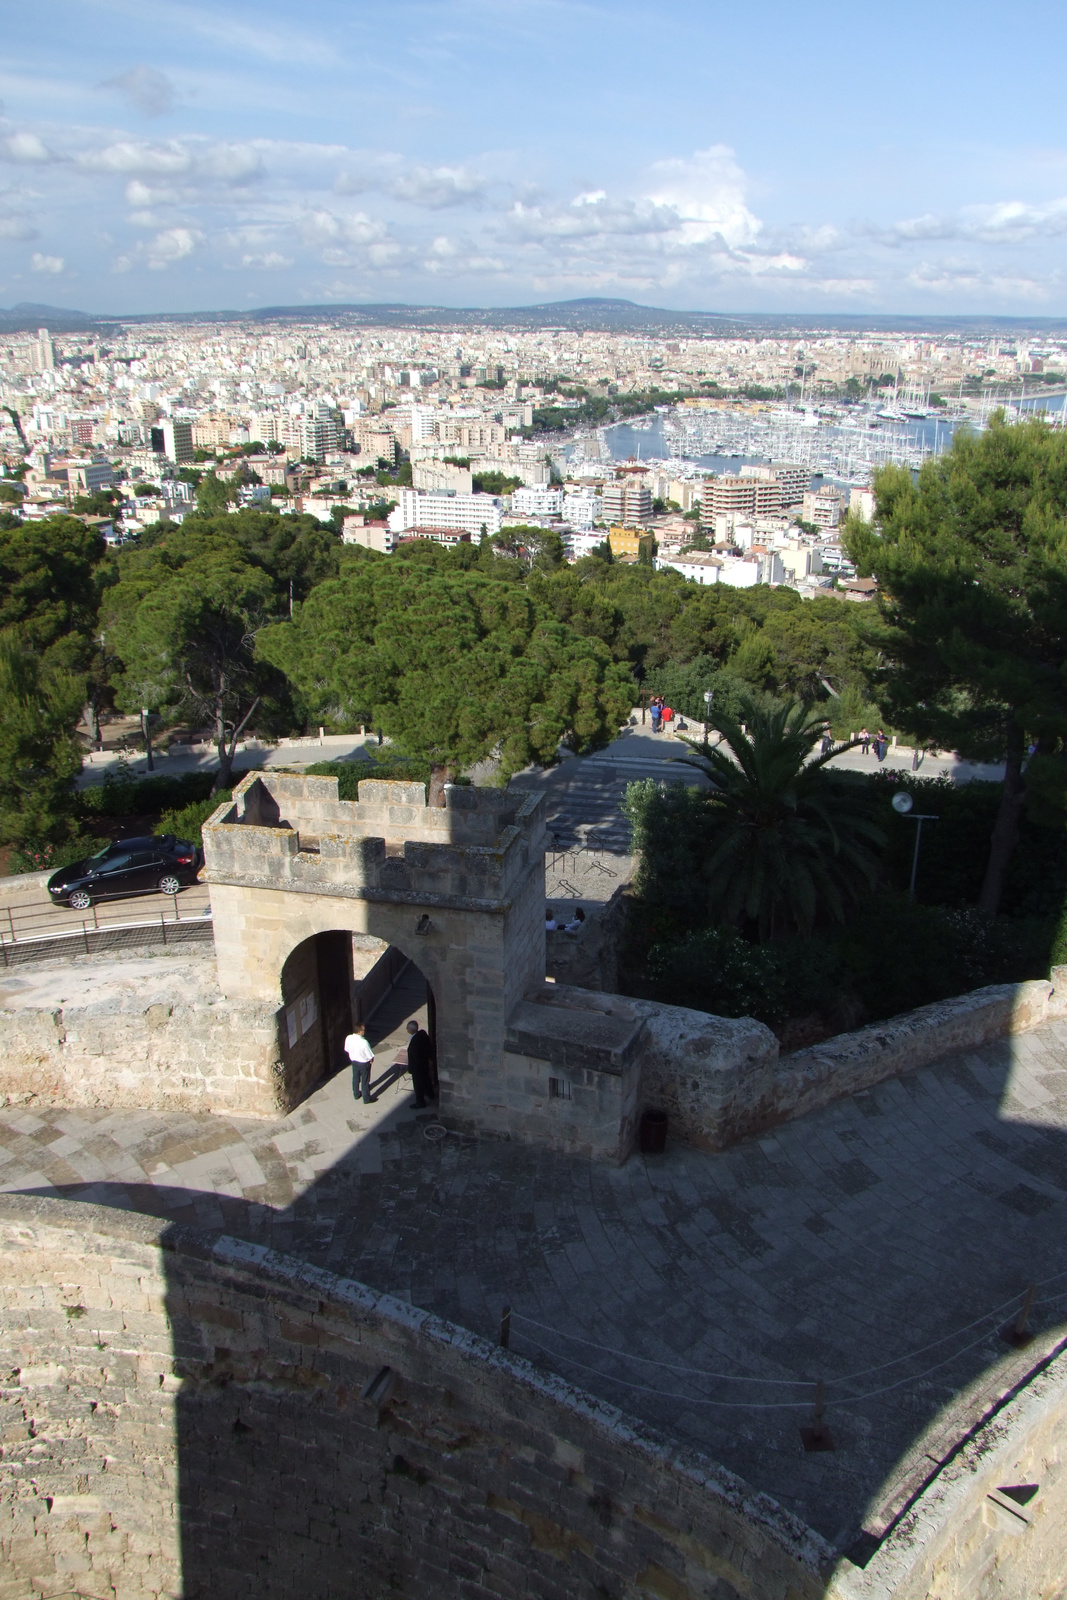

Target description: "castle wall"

left=0, top=1194, right=831, bottom=1600
left=0, top=953, right=285, bottom=1117
left=827, top=1334, right=1067, bottom=1600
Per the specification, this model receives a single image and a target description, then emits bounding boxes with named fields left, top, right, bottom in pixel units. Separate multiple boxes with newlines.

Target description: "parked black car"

left=47, top=835, right=202, bottom=910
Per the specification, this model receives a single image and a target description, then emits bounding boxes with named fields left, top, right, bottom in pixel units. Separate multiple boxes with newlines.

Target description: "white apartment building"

left=67, top=456, right=115, bottom=494
left=562, top=530, right=608, bottom=561
left=849, top=486, right=876, bottom=522
left=657, top=551, right=722, bottom=585
left=510, top=486, right=564, bottom=518
left=562, top=491, right=602, bottom=528
left=412, top=460, right=473, bottom=494
left=387, top=489, right=502, bottom=538
left=776, top=542, right=824, bottom=582
left=802, top=488, right=845, bottom=529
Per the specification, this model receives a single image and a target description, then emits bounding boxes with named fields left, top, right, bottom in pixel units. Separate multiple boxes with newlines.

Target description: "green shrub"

left=79, top=770, right=218, bottom=819
left=8, top=834, right=109, bottom=876
left=158, top=792, right=232, bottom=845
left=647, top=926, right=837, bottom=1025
left=641, top=897, right=1046, bottom=1028
left=305, top=755, right=433, bottom=799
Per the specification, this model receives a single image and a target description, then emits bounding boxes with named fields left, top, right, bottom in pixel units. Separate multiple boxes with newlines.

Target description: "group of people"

left=857, top=727, right=890, bottom=762
left=649, top=696, right=674, bottom=733
left=546, top=905, right=586, bottom=933
left=344, top=1015, right=437, bottom=1111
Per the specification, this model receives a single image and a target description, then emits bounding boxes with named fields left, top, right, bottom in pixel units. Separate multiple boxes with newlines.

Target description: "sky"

left=3, top=0, right=1067, bottom=317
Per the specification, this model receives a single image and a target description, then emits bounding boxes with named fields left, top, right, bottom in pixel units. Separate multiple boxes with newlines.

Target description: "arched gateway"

left=202, top=770, right=646, bottom=1158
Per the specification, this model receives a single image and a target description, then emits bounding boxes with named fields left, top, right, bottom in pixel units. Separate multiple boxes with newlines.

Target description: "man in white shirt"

left=344, top=1021, right=375, bottom=1104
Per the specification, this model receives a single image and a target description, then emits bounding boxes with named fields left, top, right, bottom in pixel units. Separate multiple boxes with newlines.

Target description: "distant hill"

left=0, top=302, right=115, bottom=334
left=2, top=296, right=1067, bottom=338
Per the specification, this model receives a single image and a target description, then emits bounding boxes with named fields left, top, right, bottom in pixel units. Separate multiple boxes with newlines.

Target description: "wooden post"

left=800, top=1379, right=835, bottom=1450
left=1003, top=1284, right=1037, bottom=1347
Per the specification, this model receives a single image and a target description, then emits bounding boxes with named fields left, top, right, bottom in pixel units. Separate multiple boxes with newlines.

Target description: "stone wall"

left=5, top=1193, right=1065, bottom=1600
left=827, top=1333, right=1067, bottom=1600
left=0, top=1194, right=831, bottom=1600
left=0, top=951, right=285, bottom=1117
left=633, top=975, right=1067, bottom=1154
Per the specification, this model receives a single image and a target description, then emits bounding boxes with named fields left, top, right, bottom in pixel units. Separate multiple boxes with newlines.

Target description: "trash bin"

left=639, top=1108, right=668, bottom=1154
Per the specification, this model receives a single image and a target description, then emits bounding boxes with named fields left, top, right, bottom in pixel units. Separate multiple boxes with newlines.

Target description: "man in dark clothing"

left=405, top=1019, right=435, bottom=1109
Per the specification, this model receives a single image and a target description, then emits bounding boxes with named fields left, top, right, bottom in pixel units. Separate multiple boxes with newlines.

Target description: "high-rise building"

left=299, top=418, right=339, bottom=462
left=35, top=328, right=54, bottom=372
left=739, top=461, right=808, bottom=506
left=702, top=476, right=783, bottom=525
left=153, top=420, right=194, bottom=464
left=602, top=479, right=652, bottom=524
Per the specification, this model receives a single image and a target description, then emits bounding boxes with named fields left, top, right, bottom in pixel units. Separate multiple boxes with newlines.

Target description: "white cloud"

left=101, top=65, right=176, bottom=117
left=78, top=138, right=262, bottom=186
left=145, top=226, right=202, bottom=267
left=0, top=132, right=53, bottom=164
left=241, top=251, right=292, bottom=269
left=505, top=193, right=679, bottom=243
left=388, top=164, right=489, bottom=208
left=0, top=208, right=37, bottom=241
left=31, top=252, right=64, bottom=273
left=645, top=145, right=761, bottom=248
left=115, top=225, right=204, bottom=272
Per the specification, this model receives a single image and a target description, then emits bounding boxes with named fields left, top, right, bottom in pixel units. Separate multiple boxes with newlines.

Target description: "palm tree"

left=674, top=694, right=885, bottom=940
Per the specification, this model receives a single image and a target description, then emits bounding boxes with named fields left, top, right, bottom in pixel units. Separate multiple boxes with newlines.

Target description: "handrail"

left=0, top=885, right=211, bottom=948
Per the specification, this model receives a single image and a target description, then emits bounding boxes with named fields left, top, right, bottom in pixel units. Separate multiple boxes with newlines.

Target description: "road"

left=0, top=883, right=212, bottom=950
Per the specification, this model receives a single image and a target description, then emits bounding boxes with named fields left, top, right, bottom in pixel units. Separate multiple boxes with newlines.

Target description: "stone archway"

left=278, top=931, right=355, bottom=1109
left=203, top=770, right=645, bottom=1159
left=276, top=931, right=437, bottom=1112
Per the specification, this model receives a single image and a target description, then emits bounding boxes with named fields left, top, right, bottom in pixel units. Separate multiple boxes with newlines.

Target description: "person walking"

left=404, top=1018, right=435, bottom=1110
left=875, top=728, right=887, bottom=762
left=859, top=726, right=870, bottom=756
left=820, top=726, right=833, bottom=757
left=344, top=1020, right=375, bottom=1105
left=650, top=695, right=662, bottom=733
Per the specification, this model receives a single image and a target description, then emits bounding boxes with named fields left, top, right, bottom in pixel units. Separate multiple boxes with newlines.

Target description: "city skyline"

left=3, top=0, right=1067, bottom=316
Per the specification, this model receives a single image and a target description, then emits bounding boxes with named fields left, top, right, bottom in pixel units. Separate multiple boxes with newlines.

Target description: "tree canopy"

left=665, top=695, right=884, bottom=939
left=846, top=415, right=1067, bottom=910
left=102, top=525, right=292, bottom=789
left=257, top=556, right=633, bottom=778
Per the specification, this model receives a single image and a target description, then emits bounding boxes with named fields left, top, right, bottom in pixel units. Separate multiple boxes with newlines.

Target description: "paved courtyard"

left=2, top=951, right=1067, bottom=1550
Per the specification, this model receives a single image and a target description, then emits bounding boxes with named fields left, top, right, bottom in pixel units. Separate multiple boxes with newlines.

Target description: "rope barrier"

left=506, top=1271, right=1067, bottom=1410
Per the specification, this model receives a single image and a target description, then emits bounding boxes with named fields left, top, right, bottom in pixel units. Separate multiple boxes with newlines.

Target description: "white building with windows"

left=562, top=490, right=602, bottom=528
left=387, top=489, right=502, bottom=538
left=510, top=486, right=564, bottom=518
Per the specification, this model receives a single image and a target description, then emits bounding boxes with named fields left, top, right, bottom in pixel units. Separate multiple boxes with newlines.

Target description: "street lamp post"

left=703, top=688, right=713, bottom=745
left=141, top=707, right=155, bottom=773
left=892, top=790, right=939, bottom=899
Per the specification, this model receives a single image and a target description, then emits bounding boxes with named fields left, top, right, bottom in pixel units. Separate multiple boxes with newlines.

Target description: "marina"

left=566, top=389, right=1067, bottom=491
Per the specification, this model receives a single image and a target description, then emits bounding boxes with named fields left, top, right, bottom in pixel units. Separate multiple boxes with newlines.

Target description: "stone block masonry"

left=0, top=950, right=286, bottom=1117
left=0, top=1194, right=832, bottom=1600
left=4, top=1192, right=1067, bottom=1600
left=630, top=973, right=1067, bottom=1153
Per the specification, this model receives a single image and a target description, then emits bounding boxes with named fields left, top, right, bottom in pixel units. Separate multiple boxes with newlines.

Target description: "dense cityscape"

left=6, top=311, right=1067, bottom=590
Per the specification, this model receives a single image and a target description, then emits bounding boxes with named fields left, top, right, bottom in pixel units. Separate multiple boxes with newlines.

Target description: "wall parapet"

left=203, top=771, right=546, bottom=910
left=0, top=1192, right=832, bottom=1600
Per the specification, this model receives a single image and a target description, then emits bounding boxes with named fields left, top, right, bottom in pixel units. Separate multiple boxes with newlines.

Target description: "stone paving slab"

left=2, top=1013, right=1067, bottom=1549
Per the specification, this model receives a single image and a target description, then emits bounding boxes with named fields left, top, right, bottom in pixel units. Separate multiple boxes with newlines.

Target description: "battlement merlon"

left=201, top=771, right=547, bottom=911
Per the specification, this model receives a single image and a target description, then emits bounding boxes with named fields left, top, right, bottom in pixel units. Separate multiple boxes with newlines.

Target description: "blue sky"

left=2, top=0, right=1067, bottom=315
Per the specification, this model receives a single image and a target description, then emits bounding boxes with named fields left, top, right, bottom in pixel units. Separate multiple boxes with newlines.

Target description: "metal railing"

left=0, top=885, right=213, bottom=965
